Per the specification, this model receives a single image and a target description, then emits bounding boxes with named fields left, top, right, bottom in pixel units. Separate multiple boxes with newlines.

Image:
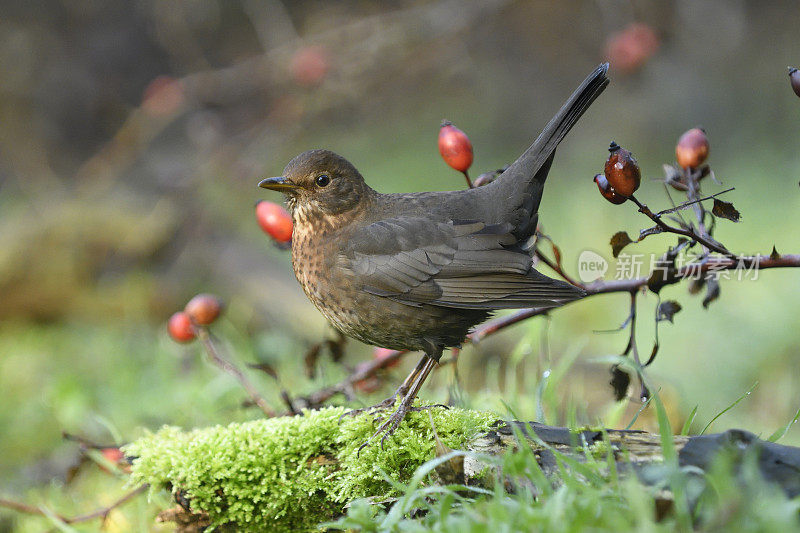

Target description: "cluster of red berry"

left=593, top=128, right=710, bottom=205
left=167, top=294, right=224, bottom=343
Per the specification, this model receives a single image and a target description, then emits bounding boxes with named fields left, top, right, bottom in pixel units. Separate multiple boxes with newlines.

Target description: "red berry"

left=101, top=447, right=125, bottom=464
left=256, top=200, right=293, bottom=243
left=604, top=23, right=660, bottom=74
left=290, top=46, right=329, bottom=87
left=604, top=142, right=641, bottom=197
left=185, top=293, right=223, bottom=325
left=438, top=120, right=473, bottom=173
left=168, top=311, right=195, bottom=343
left=372, top=347, right=400, bottom=369
left=675, top=128, right=709, bottom=169
left=593, top=174, right=627, bottom=204
left=98, top=447, right=129, bottom=474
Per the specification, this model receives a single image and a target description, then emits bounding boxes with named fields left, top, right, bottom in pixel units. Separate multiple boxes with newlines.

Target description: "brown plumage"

left=260, top=64, right=609, bottom=447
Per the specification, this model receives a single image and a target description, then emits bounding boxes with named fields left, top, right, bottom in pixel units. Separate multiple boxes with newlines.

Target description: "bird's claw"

left=339, top=395, right=398, bottom=422
left=355, top=401, right=448, bottom=455
left=371, top=403, right=448, bottom=424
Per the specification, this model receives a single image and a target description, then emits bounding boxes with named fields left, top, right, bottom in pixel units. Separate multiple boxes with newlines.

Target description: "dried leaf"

left=688, top=277, right=705, bottom=295
left=770, top=246, right=781, bottom=261
left=647, top=256, right=678, bottom=294
left=711, top=198, right=741, bottom=222
left=702, top=278, right=720, bottom=309
left=610, top=365, right=631, bottom=401
left=657, top=300, right=682, bottom=323
left=610, top=231, right=633, bottom=258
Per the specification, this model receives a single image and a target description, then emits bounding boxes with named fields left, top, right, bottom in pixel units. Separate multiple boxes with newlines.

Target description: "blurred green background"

left=2, top=0, right=800, bottom=529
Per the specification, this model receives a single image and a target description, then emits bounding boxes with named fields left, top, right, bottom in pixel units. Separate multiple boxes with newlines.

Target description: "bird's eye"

left=315, top=174, right=330, bottom=187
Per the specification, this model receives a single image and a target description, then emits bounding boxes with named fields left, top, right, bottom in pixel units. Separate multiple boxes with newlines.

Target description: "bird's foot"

left=371, top=402, right=448, bottom=424
left=338, top=395, right=397, bottom=422
left=356, top=398, right=448, bottom=455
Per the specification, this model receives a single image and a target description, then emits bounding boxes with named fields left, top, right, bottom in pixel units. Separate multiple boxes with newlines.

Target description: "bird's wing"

left=339, top=217, right=584, bottom=309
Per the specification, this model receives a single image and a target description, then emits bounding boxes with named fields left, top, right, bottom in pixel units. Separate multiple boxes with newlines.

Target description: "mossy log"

left=126, top=408, right=800, bottom=532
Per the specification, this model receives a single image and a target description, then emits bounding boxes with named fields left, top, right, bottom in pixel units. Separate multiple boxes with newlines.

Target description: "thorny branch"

left=628, top=194, right=733, bottom=257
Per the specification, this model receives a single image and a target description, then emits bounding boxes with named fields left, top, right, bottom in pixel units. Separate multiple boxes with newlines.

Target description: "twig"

left=195, top=327, right=277, bottom=417
left=656, top=187, right=735, bottom=216
left=0, top=485, right=147, bottom=525
left=300, top=348, right=408, bottom=408
left=469, top=307, right=550, bottom=344
left=628, top=194, right=733, bottom=257
left=534, top=249, right=584, bottom=288
left=586, top=254, right=800, bottom=295
left=626, top=292, right=641, bottom=368
left=685, top=166, right=711, bottom=254
left=534, top=231, right=584, bottom=288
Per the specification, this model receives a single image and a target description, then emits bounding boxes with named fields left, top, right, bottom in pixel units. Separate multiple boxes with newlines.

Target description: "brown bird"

left=260, top=64, right=609, bottom=447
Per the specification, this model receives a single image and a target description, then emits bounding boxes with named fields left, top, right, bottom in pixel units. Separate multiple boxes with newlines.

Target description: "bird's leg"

left=340, top=354, right=428, bottom=421
left=358, top=353, right=446, bottom=453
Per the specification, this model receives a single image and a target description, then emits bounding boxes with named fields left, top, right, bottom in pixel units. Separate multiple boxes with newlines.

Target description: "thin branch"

left=656, top=187, right=735, bottom=216
left=628, top=194, right=733, bottom=257
left=469, top=307, right=551, bottom=344
left=685, top=166, right=711, bottom=254
left=0, top=485, right=147, bottom=525
left=534, top=249, right=584, bottom=288
left=627, top=292, right=641, bottom=368
left=300, top=349, right=408, bottom=408
left=195, top=327, right=277, bottom=417
left=586, top=254, right=800, bottom=295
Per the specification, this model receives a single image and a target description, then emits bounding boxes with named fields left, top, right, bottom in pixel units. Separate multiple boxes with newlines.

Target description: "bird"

left=259, top=64, right=609, bottom=448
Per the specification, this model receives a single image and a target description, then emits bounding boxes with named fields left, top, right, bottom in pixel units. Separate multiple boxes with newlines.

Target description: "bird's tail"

left=491, top=63, right=610, bottom=237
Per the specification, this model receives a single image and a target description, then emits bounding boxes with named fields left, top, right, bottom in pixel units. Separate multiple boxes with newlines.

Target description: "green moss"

left=124, top=404, right=494, bottom=532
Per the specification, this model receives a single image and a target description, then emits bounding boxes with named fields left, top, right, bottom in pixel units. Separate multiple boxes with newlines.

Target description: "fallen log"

left=123, top=407, right=800, bottom=532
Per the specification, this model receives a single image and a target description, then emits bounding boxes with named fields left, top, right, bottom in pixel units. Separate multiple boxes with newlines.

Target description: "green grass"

left=4, top=318, right=800, bottom=531
left=329, top=389, right=800, bottom=532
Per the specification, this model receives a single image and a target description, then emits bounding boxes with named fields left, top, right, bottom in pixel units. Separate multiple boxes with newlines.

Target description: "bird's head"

left=259, top=150, right=372, bottom=220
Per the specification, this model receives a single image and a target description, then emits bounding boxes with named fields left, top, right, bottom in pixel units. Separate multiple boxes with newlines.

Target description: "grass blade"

left=768, top=404, right=800, bottom=442
left=700, top=382, right=758, bottom=436
left=680, top=405, right=698, bottom=436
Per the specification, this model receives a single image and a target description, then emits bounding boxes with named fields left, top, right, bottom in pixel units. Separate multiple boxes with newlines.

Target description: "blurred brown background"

left=2, top=1, right=800, bottom=524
